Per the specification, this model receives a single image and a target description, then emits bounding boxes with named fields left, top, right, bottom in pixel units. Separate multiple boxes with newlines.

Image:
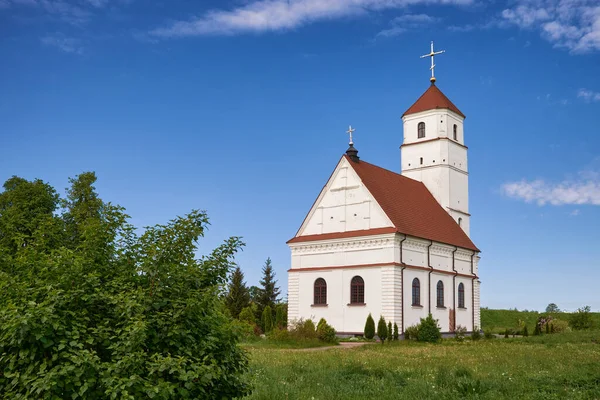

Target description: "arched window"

left=458, top=283, right=465, bottom=308
left=436, top=280, right=444, bottom=307
left=418, top=122, right=426, bottom=138
left=458, top=217, right=462, bottom=227
left=420, top=157, right=423, bottom=165
left=314, top=278, right=327, bottom=305
left=453, top=124, right=458, bottom=141
left=350, top=276, right=364, bottom=304
left=412, top=278, right=421, bottom=306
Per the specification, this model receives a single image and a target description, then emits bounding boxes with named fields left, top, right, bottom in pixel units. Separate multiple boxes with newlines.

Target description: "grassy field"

left=245, top=330, right=600, bottom=399
left=481, top=308, right=600, bottom=333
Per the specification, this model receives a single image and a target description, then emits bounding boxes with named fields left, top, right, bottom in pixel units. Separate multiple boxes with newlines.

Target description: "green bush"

left=522, top=325, right=529, bottom=337
left=387, top=322, right=393, bottom=342
left=570, top=306, right=593, bottom=330
left=0, top=174, right=250, bottom=399
left=239, top=305, right=257, bottom=324
left=377, top=316, right=388, bottom=344
left=393, top=322, right=399, bottom=341
left=472, top=327, right=482, bottom=341
left=275, top=303, right=287, bottom=328
left=551, top=319, right=569, bottom=333
left=482, top=329, right=493, bottom=340
left=364, top=313, right=376, bottom=339
left=417, top=314, right=441, bottom=343
left=405, top=325, right=419, bottom=340
left=533, top=323, right=542, bottom=336
left=455, top=325, right=467, bottom=342
left=504, top=328, right=509, bottom=338
left=316, top=318, right=337, bottom=343
left=269, top=327, right=290, bottom=341
left=262, top=305, right=273, bottom=333
left=288, top=318, right=317, bottom=340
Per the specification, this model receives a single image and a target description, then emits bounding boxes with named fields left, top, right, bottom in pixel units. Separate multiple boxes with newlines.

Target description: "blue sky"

left=1, top=0, right=599, bottom=312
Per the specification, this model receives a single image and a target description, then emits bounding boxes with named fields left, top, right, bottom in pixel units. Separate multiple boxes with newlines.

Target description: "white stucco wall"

left=297, top=157, right=393, bottom=237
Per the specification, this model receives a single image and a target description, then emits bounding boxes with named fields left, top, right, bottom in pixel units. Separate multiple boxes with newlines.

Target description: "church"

left=286, top=44, right=481, bottom=336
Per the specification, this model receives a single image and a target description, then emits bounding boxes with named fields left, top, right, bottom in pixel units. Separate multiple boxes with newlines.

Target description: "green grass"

left=244, top=330, right=600, bottom=399
left=241, top=338, right=335, bottom=349
left=481, top=308, right=600, bottom=333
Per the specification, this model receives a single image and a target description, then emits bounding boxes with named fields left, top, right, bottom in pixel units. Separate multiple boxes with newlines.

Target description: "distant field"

left=481, top=308, right=600, bottom=333
left=246, top=330, right=600, bottom=399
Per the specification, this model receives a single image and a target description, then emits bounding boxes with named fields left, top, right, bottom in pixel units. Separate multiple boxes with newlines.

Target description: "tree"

left=225, top=266, right=250, bottom=319
left=248, top=285, right=261, bottom=303
left=364, top=313, right=375, bottom=339
left=393, top=323, right=399, bottom=341
left=523, top=326, right=529, bottom=337
left=0, top=173, right=251, bottom=399
left=387, top=321, right=393, bottom=342
left=262, top=305, right=274, bottom=333
left=546, top=303, right=560, bottom=313
left=257, top=258, right=280, bottom=317
left=377, top=316, right=388, bottom=344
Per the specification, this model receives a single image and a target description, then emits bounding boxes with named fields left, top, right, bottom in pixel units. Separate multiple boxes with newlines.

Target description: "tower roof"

left=403, top=83, right=465, bottom=118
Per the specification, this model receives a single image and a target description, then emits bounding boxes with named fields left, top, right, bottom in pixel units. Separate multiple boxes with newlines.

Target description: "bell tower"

left=400, top=43, right=470, bottom=236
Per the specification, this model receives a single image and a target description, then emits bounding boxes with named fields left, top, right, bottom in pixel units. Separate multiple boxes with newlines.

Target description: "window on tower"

left=314, top=278, right=327, bottom=305
left=418, top=122, right=426, bottom=138
left=436, top=281, right=444, bottom=308
left=458, top=283, right=465, bottom=308
left=412, top=278, right=421, bottom=306
left=350, top=276, right=365, bottom=304
left=458, top=217, right=463, bottom=227
left=453, top=124, right=458, bottom=141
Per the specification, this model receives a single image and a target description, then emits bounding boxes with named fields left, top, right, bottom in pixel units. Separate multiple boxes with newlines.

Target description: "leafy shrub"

left=269, top=327, right=291, bottom=341
left=482, top=329, right=494, bottom=340
left=0, top=174, right=250, bottom=399
left=262, top=305, right=273, bottom=333
left=233, top=320, right=260, bottom=341
left=364, top=313, right=375, bottom=339
left=239, top=305, right=257, bottom=324
left=316, top=318, right=337, bottom=343
left=455, top=325, right=467, bottom=342
left=417, top=314, right=441, bottom=343
left=287, top=318, right=317, bottom=340
left=551, top=319, right=569, bottom=333
left=472, top=326, right=482, bottom=341
left=377, top=316, right=388, bottom=344
left=405, top=325, right=419, bottom=340
left=393, top=322, right=399, bottom=341
left=570, top=306, right=593, bottom=330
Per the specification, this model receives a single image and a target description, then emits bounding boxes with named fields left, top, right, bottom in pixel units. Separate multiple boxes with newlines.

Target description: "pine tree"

left=377, top=316, right=388, bottom=344
left=364, top=314, right=375, bottom=339
left=387, top=322, right=393, bottom=342
left=261, top=305, right=273, bottom=333
left=393, top=323, right=399, bottom=341
left=257, top=258, right=280, bottom=318
left=225, top=266, right=250, bottom=319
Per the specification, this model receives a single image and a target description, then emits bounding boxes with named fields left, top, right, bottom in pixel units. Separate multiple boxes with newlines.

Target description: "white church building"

left=286, top=47, right=481, bottom=335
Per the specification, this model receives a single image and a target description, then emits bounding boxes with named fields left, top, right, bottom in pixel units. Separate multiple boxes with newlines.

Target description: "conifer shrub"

left=545, top=321, right=550, bottom=334
left=239, top=305, right=257, bottom=325
left=471, top=327, right=482, bottom=341
left=404, top=325, right=419, bottom=340
left=533, top=323, right=542, bottom=336
left=377, top=316, right=388, bottom=344
left=393, top=323, right=399, bottom=341
left=262, top=305, right=273, bottom=333
left=387, top=322, right=393, bottom=342
left=275, top=303, right=287, bottom=328
left=483, top=329, right=494, bottom=340
left=364, top=313, right=376, bottom=339
left=417, top=314, right=442, bottom=343
left=504, top=328, right=509, bottom=338
left=316, top=318, right=337, bottom=343
left=522, top=325, right=529, bottom=337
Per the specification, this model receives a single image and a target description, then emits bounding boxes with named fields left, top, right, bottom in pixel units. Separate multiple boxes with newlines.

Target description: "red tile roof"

left=347, top=155, right=478, bottom=251
left=403, top=83, right=465, bottom=118
left=287, top=227, right=398, bottom=244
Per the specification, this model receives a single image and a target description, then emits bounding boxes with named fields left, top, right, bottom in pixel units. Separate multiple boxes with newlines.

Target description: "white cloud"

left=502, top=164, right=600, bottom=206
left=501, top=0, right=600, bottom=53
left=377, top=13, right=439, bottom=37
left=149, top=0, right=471, bottom=38
left=41, top=34, right=84, bottom=54
left=1, top=0, right=128, bottom=24
left=578, top=88, right=600, bottom=102
left=570, top=209, right=580, bottom=216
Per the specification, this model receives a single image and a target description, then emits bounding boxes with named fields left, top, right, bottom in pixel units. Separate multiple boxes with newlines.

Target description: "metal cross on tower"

left=420, top=41, right=445, bottom=83
left=346, top=125, right=356, bottom=145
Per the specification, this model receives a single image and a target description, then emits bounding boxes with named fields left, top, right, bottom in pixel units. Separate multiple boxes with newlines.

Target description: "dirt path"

left=293, top=342, right=373, bottom=352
